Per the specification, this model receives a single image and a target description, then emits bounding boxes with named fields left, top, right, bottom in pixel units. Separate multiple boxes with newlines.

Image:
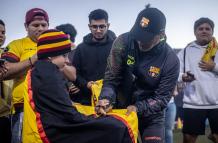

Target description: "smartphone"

left=187, top=71, right=195, bottom=79
left=0, top=58, right=6, bottom=66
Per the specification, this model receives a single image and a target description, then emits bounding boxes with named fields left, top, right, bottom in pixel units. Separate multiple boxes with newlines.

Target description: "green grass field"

left=173, top=128, right=214, bottom=143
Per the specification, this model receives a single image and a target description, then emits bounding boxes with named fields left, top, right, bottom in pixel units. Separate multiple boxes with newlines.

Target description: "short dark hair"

left=88, top=9, right=108, bottom=23
left=56, top=23, right=77, bottom=42
left=194, top=17, right=214, bottom=32
left=0, top=19, right=5, bottom=26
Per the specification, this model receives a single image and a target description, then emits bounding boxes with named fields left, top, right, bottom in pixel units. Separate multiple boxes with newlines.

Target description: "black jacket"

left=30, top=61, right=133, bottom=143
left=99, top=33, right=180, bottom=118
left=73, top=30, right=116, bottom=105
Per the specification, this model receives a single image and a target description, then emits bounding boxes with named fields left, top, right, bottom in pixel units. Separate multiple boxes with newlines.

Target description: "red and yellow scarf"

left=201, top=37, right=218, bottom=62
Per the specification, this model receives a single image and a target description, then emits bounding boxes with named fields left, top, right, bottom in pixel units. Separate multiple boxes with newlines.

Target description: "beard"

left=94, top=37, right=104, bottom=41
left=93, top=34, right=106, bottom=41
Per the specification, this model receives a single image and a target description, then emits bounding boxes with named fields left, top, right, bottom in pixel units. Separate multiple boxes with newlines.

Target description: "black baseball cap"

left=130, top=7, right=166, bottom=43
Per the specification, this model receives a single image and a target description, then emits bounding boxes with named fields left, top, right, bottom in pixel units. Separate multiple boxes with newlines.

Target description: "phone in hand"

left=187, top=71, right=195, bottom=79
left=0, top=59, right=6, bottom=66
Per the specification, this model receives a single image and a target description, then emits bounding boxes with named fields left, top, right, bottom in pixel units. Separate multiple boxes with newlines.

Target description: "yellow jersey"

left=3, top=37, right=36, bottom=105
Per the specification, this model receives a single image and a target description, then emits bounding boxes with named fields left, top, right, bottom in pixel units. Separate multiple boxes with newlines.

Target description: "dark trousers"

left=0, top=116, right=11, bottom=143
left=138, top=112, right=165, bottom=143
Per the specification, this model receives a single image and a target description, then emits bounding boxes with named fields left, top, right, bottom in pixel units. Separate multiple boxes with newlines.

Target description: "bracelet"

left=29, top=57, right=33, bottom=67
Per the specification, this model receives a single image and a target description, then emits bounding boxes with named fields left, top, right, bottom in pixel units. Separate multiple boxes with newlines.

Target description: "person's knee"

left=165, top=122, right=174, bottom=130
left=143, top=136, right=163, bottom=143
left=142, top=128, right=164, bottom=143
left=212, top=133, right=218, bottom=143
left=165, top=128, right=173, bottom=136
left=183, top=133, right=197, bottom=143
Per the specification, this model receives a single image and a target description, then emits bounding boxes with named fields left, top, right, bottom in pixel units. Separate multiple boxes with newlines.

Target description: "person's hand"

left=172, top=86, right=178, bottom=97
left=199, top=60, right=215, bottom=71
left=0, top=64, right=8, bottom=80
left=95, top=99, right=112, bottom=116
left=69, top=83, right=80, bottom=94
left=87, top=81, right=95, bottom=89
left=60, top=65, right=76, bottom=81
left=30, top=54, right=38, bottom=65
left=72, top=101, right=75, bottom=107
left=182, top=71, right=195, bottom=82
left=126, top=105, right=137, bottom=116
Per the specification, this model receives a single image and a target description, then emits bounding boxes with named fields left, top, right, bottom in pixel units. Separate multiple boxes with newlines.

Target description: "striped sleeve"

left=1, top=41, right=21, bottom=62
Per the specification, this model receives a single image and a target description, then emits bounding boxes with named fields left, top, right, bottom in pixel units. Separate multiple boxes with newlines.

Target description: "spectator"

left=1, top=8, right=49, bottom=143
left=177, top=17, right=218, bottom=143
left=56, top=23, right=80, bottom=97
left=0, top=19, right=11, bottom=143
left=165, top=87, right=178, bottom=143
left=72, top=9, right=116, bottom=105
left=56, top=23, right=77, bottom=49
left=0, top=20, right=6, bottom=49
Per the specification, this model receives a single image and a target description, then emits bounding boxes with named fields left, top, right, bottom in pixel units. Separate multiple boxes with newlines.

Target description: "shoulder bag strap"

left=183, top=47, right=186, bottom=73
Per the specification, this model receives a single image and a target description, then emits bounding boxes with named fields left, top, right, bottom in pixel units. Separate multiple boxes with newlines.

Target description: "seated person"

left=22, top=29, right=137, bottom=143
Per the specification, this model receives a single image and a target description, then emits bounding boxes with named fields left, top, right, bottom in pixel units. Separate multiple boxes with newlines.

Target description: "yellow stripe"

left=38, top=40, right=71, bottom=50
left=201, top=37, right=218, bottom=62
left=38, top=31, right=65, bottom=39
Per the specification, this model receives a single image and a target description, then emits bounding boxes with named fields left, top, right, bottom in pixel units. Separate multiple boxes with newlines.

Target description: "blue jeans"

left=11, top=112, right=23, bottom=143
left=165, top=102, right=176, bottom=143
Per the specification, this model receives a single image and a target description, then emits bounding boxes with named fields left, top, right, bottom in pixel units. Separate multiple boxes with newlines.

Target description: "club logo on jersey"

left=148, top=66, right=160, bottom=78
left=140, top=17, right=150, bottom=28
left=126, top=55, right=135, bottom=66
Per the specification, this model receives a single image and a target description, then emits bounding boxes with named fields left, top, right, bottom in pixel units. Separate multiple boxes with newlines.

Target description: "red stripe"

left=38, top=43, right=71, bottom=53
left=110, top=114, right=135, bottom=143
left=27, top=70, right=50, bottom=143
left=38, top=34, right=67, bottom=43
left=1, top=52, right=20, bottom=62
left=212, top=39, right=216, bottom=48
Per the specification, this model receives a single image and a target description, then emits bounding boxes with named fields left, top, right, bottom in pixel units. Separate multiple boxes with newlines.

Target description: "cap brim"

left=130, top=24, right=156, bottom=44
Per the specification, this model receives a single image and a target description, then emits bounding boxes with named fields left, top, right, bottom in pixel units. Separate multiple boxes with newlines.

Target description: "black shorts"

left=182, top=108, right=218, bottom=135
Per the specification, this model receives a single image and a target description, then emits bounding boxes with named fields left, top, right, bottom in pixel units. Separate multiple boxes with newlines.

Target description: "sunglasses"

left=90, top=24, right=107, bottom=30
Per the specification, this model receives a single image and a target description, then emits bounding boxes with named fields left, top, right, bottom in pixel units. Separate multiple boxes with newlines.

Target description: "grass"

left=173, top=128, right=214, bottom=143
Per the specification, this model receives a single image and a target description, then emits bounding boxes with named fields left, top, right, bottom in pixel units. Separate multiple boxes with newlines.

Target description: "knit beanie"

left=37, top=29, right=71, bottom=60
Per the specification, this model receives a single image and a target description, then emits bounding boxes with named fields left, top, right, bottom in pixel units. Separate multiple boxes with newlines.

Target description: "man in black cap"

left=96, top=5, right=179, bottom=143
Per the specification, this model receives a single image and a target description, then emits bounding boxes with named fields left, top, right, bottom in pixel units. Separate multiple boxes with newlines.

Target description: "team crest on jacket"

left=126, top=55, right=135, bottom=66
left=148, top=66, right=160, bottom=78
left=140, top=17, right=150, bottom=28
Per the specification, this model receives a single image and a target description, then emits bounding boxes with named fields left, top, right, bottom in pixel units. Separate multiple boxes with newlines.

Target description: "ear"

left=47, top=57, right=52, bottom=61
left=107, top=23, right=110, bottom=28
left=194, top=30, right=197, bottom=37
left=24, top=23, right=28, bottom=32
left=88, top=24, right=91, bottom=30
left=159, top=32, right=166, bottom=41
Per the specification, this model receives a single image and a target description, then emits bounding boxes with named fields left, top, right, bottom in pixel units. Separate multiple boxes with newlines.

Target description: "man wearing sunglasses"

left=72, top=9, right=116, bottom=105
